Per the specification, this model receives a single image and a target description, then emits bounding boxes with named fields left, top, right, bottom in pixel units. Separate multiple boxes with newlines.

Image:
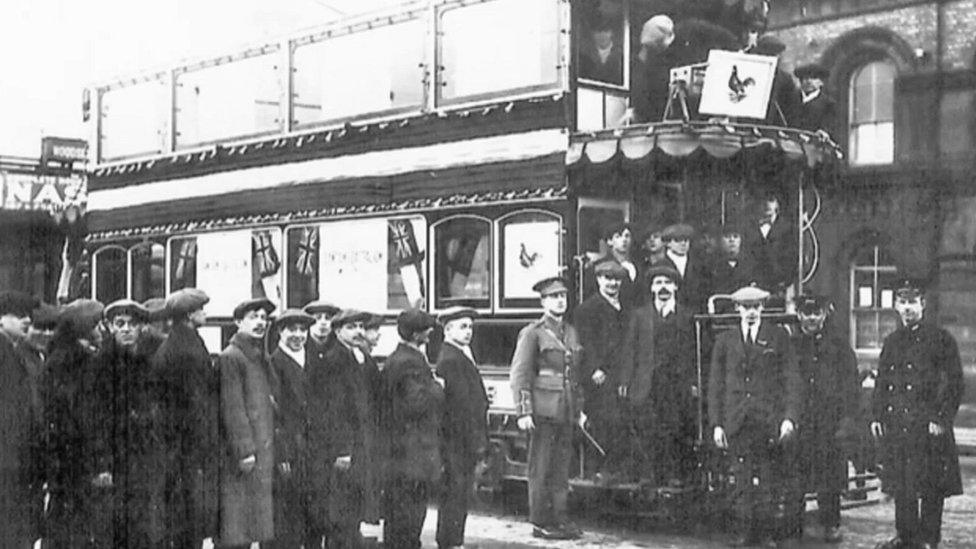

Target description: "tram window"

left=850, top=245, right=899, bottom=353
left=432, top=216, right=492, bottom=310
left=93, top=247, right=127, bottom=304
left=848, top=60, right=895, bottom=166
left=497, top=210, right=562, bottom=309
left=438, top=0, right=561, bottom=102
left=168, top=237, right=198, bottom=292
left=99, top=78, right=169, bottom=161
left=285, top=226, right=320, bottom=308
left=577, top=0, right=625, bottom=86
left=577, top=200, right=629, bottom=264
left=316, top=216, right=427, bottom=312
left=292, top=19, right=425, bottom=125
left=175, top=51, right=281, bottom=147
left=130, top=243, right=165, bottom=303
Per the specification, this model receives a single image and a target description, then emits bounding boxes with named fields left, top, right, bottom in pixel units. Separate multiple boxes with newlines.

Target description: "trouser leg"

left=436, top=456, right=473, bottom=548
left=894, top=495, right=920, bottom=544
left=818, top=491, right=841, bottom=529
left=548, top=423, right=573, bottom=525
left=919, top=495, right=945, bottom=546
left=383, top=478, right=427, bottom=549
left=527, top=421, right=555, bottom=526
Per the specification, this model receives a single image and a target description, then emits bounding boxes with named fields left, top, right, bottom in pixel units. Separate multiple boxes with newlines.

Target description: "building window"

left=432, top=216, right=492, bottom=311
left=130, top=243, right=165, bottom=303
left=93, top=246, right=128, bottom=303
left=850, top=244, right=899, bottom=353
left=848, top=60, right=895, bottom=166
left=496, top=209, right=562, bottom=310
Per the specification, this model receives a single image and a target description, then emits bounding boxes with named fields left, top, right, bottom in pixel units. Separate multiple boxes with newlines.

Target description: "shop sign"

left=0, top=171, right=87, bottom=212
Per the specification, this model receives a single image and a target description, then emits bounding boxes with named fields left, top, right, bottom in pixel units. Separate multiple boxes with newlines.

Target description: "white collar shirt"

left=278, top=342, right=306, bottom=368
left=666, top=251, right=688, bottom=277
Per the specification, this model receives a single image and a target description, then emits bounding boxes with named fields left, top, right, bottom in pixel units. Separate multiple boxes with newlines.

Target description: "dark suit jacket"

left=381, top=343, right=444, bottom=482
left=269, top=348, right=309, bottom=466
left=579, top=44, right=624, bottom=84
left=743, top=219, right=795, bottom=291
left=663, top=252, right=711, bottom=312
left=708, top=321, right=801, bottom=437
left=794, top=92, right=838, bottom=135
left=574, top=293, right=630, bottom=411
left=619, top=304, right=658, bottom=404
left=709, top=254, right=757, bottom=297
left=436, top=343, right=488, bottom=466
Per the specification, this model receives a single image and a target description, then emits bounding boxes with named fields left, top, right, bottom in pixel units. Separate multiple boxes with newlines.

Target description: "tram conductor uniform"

left=871, top=278, right=963, bottom=549
left=708, top=286, right=801, bottom=547
left=510, top=276, right=586, bottom=541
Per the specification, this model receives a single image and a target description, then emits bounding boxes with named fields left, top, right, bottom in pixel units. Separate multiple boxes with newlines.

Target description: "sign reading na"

left=0, top=171, right=87, bottom=213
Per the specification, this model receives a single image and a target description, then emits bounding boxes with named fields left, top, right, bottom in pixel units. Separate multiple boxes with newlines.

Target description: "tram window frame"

left=848, top=60, right=895, bottom=166
left=98, top=77, right=170, bottom=162
left=92, top=245, right=129, bottom=304
left=430, top=215, right=493, bottom=313
left=128, top=242, right=166, bottom=303
left=849, top=244, right=899, bottom=356
left=435, top=0, right=566, bottom=107
left=575, top=0, right=628, bottom=90
left=494, top=209, right=564, bottom=312
left=577, top=197, right=631, bottom=265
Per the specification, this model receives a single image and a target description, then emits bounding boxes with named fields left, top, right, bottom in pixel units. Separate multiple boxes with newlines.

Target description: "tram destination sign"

left=40, top=136, right=88, bottom=164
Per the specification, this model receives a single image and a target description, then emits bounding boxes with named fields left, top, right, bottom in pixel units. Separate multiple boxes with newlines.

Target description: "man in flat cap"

left=662, top=223, right=711, bottom=312
left=639, top=223, right=668, bottom=270
left=0, top=290, right=41, bottom=548
left=435, top=306, right=489, bottom=549
left=708, top=286, right=801, bottom=547
left=793, top=63, right=837, bottom=136
left=783, top=294, right=858, bottom=543
left=267, top=309, right=319, bottom=549
left=83, top=299, right=165, bottom=547
left=217, top=297, right=277, bottom=548
left=620, top=265, right=697, bottom=485
left=588, top=222, right=642, bottom=306
left=153, top=288, right=219, bottom=549
left=871, top=278, right=963, bottom=549
left=355, top=312, right=386, bottom=528
left=141, top=297, right=169, bottom=354
left=574, top=260, right=630, bottom=483
left=308, top=309, right=373, bottom=548
left=510, top=276, right=586, bottom=540
left=710, top=223, right=756, bottom=301
left=380, top=308, right=444, bottom=549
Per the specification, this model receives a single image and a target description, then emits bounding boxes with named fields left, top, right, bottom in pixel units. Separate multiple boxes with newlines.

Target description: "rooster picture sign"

left=698, top=50, right=778, bottom=119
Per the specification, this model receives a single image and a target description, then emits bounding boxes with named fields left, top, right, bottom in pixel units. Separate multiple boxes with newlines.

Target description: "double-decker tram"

left=81, top=0, right=862, bottom=527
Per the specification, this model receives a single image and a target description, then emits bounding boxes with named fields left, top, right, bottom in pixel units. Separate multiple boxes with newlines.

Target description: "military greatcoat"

left=872, top=322, right=963, bottom=498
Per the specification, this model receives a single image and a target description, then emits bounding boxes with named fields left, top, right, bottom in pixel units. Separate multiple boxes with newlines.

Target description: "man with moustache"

left=709, top=286, right=801, bottom=547
left=380, top=309, right=444, bottom=549
left=784, top=294, right=858, bottom=543
left=871, top=278, right=963, bottom=549
left=574, top=260, right=630, bottom=482
left=435, top=306, right=489, bottom=549
left=510, top=277, right=586, bottom=541
left=85, top=299, right=165, bottom=547
left=153, top=288, right=219, bottom=549
left=268, top=309, right=318, bottom=549
left=217, top=297, right=277, bottom=549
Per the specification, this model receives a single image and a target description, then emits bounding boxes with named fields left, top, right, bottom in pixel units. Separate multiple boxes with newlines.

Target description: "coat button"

left=746, top=392, right=752, bottom=398
left=809, top=377, right=815, bottom=384
left=888, top=385, right=894, bottom=391
left=745, top=376, right=751, bottom=382
left=813, top=356, right=819, bottom=362
left=906, top=384, right=913, bottom=391
left=887, top=405, right=894, bottom=412
left=907, top=363, right=913, bottom=370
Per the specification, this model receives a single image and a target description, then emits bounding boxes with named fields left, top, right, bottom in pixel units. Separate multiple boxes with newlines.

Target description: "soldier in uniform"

left=871, top=278, right=963, bottom=549
left=784, top=294, right=858, bottom=543
left=509, top=276, right=586, bottom=541
left=574, top=260, right=630, bottom=482
left=708, top=286, right=801, bottom=547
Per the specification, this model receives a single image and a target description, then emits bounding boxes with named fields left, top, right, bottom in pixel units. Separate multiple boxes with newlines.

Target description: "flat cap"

left=646, top=265, right=681, bottom=283
left=794, top=63, right=830, bottom=80
left=730, top=285, right=770, bottom=303
left=60, top=299, right=105, bottom=335
left=593, top=259, right=627, bottom=278
left=166, top=288, right=210, bottom=316
left=0, top=290, right=39, bottom=317
left=601, top=221, right=634, bottom=240
left=142, top=298, right=168, bottom=322
left=32, top=303, right=61, bottom=329
left=797, top=293, right=830, bottom=314
left=397, top=308, right=437, bottom=335
left=532, top=276, right=569, bottom=297
left=232, top=297, right=275, bottom=320
left=438, top=306, right=478, bottom=325
left=661, top=223, right=695, bottom=241
left=894, top=277, right=927, bottom=299
left=332, top=309, right=373, bottom=327
left=753, top=34, right=786, bottom=56
left=718, top=222, right=746, bottom=236
left=302, top=300, right=341, bottom=316
left=276, top=308, right=315, bottom=328
left=105, top=299, right=150, bottom=322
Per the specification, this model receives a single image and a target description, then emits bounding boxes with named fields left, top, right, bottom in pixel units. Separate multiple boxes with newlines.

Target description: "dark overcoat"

left=217, top=331, right=275, bottom=545
left=0, top=333, right=39, bottom=547
left=742, top=219, right=795, bottom=293
left=269, top=347, right=313, bottom=541
left=574, top=293, right=629, bottom=418
left=662, top=253, right=711, bottom=312
left=791, top=328, right=858, bottom=494
left=381, top=343, right=445, bottom=483
left=648, top=307, right=697, bottom=435
left=152, top=323, right=219, bottom=541
left=360, top=352, right=385, bottom=523
left=436, top=342, right=489, bottom=467
left=619, top=304, right=659, bottom=404
left=794, top=92, right=838, bottom=135
left=872, top=321, right=964, bottom=498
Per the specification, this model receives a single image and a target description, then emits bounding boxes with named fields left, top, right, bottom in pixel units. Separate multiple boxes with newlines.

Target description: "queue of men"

left=0, top=289, right=490, bottom=549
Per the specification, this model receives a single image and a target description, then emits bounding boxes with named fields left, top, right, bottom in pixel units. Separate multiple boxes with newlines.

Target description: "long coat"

left=574, top=293, right=629, bottom=418
left=381, top=343, right=445, bottom=483
left=663, top=252, right=711, bottom=312
left=152, top=323, right=219, bottom=541
left=269, top=347, right=312, bottom=541
left=743, top=219, right=795, bottom=293
left=0, top=333, right=39, bottom=546
left=436, top=342, right=489, bottom=468
left=872, top=321, right=964, bottom=498
left=360, top=352, right=385, bottom=523
left=791, top=328, right=858, bottom=494
left=218, top=331, right=275, bottom=545
left=619, top=304, right=660, bottom=404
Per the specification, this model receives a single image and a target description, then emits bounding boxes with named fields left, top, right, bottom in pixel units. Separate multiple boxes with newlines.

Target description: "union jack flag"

left=294, top=227, right=318, bottom=277
left=174, top=239, right=197, bottom=284
left=252, top=230, right=281, bottom=278
left=388, top=219, right=425, bottom=296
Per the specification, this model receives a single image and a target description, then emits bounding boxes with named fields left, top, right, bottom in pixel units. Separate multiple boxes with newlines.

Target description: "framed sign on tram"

left=698, top=50, right=777, bottom=120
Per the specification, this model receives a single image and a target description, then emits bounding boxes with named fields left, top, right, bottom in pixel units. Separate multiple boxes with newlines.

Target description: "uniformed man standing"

left=708, top=286, right=801, bottom=547
left=871, top=278, right=964, bottom=549
left=510, top=276, right=586, bottom=541
left=785, top=294, right=858, bottom=543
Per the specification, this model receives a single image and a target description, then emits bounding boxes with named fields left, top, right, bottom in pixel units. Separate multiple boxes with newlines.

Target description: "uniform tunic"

left=872, top=322, right=963, bottom=498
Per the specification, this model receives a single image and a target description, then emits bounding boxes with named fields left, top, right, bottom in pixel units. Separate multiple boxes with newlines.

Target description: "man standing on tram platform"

left=784, top=294, right=858, bottom=544
left=709, top=286, right=800, bottom=548
left=585, top=222, right=642, bottom=306
left=510, top=276, right=586, bottom=541
left=871, top=278, right=963, bottom=549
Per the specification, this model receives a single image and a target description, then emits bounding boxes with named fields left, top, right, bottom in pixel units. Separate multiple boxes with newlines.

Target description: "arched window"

left=432, top=215, right=492, bottom=311
left=496, top=209, right=563, bottom=310
left=130, top=243, right=165, bottom=302
left=849, top=243, right=899, bottom=354
left=93, top=246, right=127, bottom=303
left=848, top=60, right=895, bottom=166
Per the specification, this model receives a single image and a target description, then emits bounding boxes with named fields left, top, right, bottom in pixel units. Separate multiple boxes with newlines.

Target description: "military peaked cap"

left=532, top=276, right=569, bottom=296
